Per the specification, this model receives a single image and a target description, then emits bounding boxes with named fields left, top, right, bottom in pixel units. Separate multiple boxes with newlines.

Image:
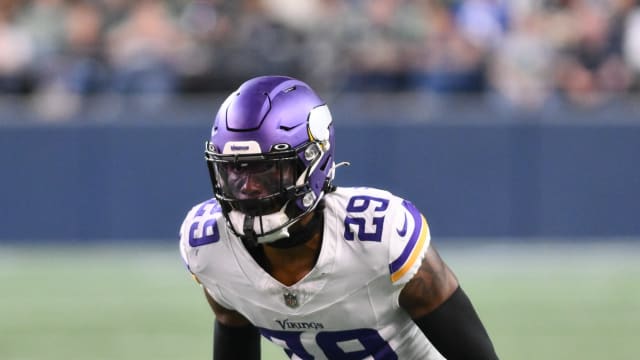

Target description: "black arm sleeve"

left=413, top=286, right=498, bottom=360
left=213, top=319, right=261, bottom=360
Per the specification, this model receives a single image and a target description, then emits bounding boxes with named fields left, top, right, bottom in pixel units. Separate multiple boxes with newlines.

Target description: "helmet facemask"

left=206, top=140, right=329, bottom=245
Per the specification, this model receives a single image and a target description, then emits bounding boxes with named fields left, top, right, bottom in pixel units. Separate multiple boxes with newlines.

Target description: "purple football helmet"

left=205, top=76, right=337, bottom=244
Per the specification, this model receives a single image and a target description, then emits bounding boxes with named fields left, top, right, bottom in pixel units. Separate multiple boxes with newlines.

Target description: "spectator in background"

left=1, top=0, right=640, bottom=115
left=408, top=0, right=493, bottom=94
left=618, top=0, right=640, bottom=86
left=57, top=1, right=106, bottom=95
left=100, top=0, right=130, bottom=30
left=551, top=0, right=633, bottom=109
left=16, top=0, right=67, bottom=62
left=341, top=0, right=422, bottom=92
left=105, top=0, right=185, bottom=108
left=11, top=0, right=67, bottom=99
left=29, top=0, right=108, bottom=120
left=259, top=0, right=350, bottom=93
left=213, top=0, right=307, bottom=89
left=487, top=5, right=555, bottom=111
left=15, top=0, right=84, bottom=120
left=176, top=0, right=231, bottom=93
left=0, top=0, right=33, bottom=93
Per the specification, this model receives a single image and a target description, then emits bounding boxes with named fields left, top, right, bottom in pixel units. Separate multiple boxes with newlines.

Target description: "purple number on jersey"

left=344, top=195, right=389, bottom=242
left=259, top=328, right=397, bottom=359
left=188, top=200, right=222, bottom=247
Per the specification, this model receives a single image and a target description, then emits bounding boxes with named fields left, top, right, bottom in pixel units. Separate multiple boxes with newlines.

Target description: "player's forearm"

left=213, top=319, right=261, bottom=360
left=413, top=286, right=498, bottom=360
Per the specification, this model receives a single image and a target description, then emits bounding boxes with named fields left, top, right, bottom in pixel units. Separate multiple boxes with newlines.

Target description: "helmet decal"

left=307, top=105, right=332, bottom=143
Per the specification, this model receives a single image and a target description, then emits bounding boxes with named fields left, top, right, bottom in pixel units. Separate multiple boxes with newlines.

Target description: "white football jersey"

left=179, top=187, right=444, bottom=360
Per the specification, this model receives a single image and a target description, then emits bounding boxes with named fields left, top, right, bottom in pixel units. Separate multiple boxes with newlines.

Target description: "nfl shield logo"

left=283, top=292, right=299, bottom=308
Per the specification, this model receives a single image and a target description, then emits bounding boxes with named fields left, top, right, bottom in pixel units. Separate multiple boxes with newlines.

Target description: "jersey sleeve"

left=177, top=199, right=238, bottom=310
left=388, top=199, right=431, bottom=286
left=179, top=205, right=197, bottom=273
left=178, top=199, right=225, bottom=279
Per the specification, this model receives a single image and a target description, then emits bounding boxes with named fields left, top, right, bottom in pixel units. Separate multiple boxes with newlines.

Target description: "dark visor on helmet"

left=207, top=152, right=303, bottom=215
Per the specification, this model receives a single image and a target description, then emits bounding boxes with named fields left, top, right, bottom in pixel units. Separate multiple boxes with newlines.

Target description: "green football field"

left=1, top=240, right=638, bottom=360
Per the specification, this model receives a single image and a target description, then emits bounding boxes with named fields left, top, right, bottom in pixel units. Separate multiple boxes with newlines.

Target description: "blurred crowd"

left=2, top=0, right=640, bottom=114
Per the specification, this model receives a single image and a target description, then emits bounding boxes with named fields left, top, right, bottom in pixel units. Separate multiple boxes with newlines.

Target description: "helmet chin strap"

left=228, top=197, right=325, bottom=249
left=267, top=209, right=323, bottom=249
left=228, top=205, right=291, bottom=246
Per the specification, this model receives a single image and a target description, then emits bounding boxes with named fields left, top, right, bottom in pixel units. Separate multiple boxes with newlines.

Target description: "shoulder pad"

left=328, top=187, right=430, bottom=285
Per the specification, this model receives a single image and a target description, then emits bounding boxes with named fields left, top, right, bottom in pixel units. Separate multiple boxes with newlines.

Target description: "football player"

left=179, top=75, right=498, bottom=359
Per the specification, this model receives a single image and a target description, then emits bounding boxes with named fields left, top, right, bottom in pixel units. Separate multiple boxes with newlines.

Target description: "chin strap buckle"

left=242, top=215, right=259, bottom=247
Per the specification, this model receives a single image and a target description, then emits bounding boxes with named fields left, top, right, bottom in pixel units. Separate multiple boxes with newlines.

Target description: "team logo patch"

left=283, top=292, right=299, bottom=308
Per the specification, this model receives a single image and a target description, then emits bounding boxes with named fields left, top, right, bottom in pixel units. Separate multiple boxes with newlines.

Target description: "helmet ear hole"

left=302, top=192, right=316, bottom=207
left=304, top=143, right=321, bottom=161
